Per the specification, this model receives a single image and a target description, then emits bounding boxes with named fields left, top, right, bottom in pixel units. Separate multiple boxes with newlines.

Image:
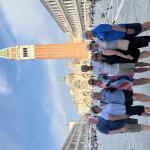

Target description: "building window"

left=23, top=48, right=28, bottom=57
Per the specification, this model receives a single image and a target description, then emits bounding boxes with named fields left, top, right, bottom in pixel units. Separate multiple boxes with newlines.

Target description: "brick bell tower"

left=0, top=43, right=89, bottom=60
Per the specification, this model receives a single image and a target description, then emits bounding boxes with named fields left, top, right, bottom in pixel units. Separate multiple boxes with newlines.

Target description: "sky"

left=0, top=0, right=79, bottom=150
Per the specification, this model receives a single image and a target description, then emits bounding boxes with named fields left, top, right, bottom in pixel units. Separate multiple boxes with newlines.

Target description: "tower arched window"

left=23, top=48, right=28, bottom=57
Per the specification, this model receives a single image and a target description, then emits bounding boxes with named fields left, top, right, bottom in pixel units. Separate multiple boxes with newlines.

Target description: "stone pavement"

left=93, top=0, right=150, bottom=150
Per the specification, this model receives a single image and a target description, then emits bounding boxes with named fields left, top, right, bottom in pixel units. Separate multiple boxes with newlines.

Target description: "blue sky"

left=0, top=0, right=79, bottom=150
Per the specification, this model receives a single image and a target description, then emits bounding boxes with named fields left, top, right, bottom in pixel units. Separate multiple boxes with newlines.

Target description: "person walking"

left=81, top=61, right=150, bottom=76
left=88, top=115, right=150, bottom=135
left=82, top=22, right=150, bottom=41
left=91, top=51, right=150, bottom=64
left=88, top=76, right=150, bottom=90
left=90, top=89, right=150, bottom=106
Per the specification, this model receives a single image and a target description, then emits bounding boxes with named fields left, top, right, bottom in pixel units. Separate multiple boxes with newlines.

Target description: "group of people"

left=81, top=21, right=150, bottom=135
left=88, top=123, right=99, bottom=150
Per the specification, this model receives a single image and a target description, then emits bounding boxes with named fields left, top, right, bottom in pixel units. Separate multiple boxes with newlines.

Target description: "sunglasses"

left=88, top=41, right=96, bottom=50
left=91, top=40, right=96, bottom=44
left=92, top=53, right=99, bottom=61
left=89, top=79, right=96, bottom=85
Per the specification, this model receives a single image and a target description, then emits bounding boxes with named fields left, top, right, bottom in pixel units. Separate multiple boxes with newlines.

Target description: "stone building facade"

left=41, top=0, right=91, bottom=42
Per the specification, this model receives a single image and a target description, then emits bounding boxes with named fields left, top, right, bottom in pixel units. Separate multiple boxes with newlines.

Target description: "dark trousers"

left=128, top=36, right=150, bottom=49
left=126, top=105, right=145, bottom=116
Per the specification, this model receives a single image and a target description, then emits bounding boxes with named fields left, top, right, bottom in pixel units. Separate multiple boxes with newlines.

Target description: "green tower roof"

left=0, top=48, right=9, bottom=59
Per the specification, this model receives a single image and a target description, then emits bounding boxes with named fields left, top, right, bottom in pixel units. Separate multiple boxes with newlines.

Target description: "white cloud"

left=0, top=0, right=67, bottom=44
left=0, top=70, right=13, bottom=96
left=42, top=60, right=69, bottom=147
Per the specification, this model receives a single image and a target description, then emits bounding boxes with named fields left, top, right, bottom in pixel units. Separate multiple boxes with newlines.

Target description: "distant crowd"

left=88, top=116, right=99, bottom=150
left=88, top=0, right=114, bottom=27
